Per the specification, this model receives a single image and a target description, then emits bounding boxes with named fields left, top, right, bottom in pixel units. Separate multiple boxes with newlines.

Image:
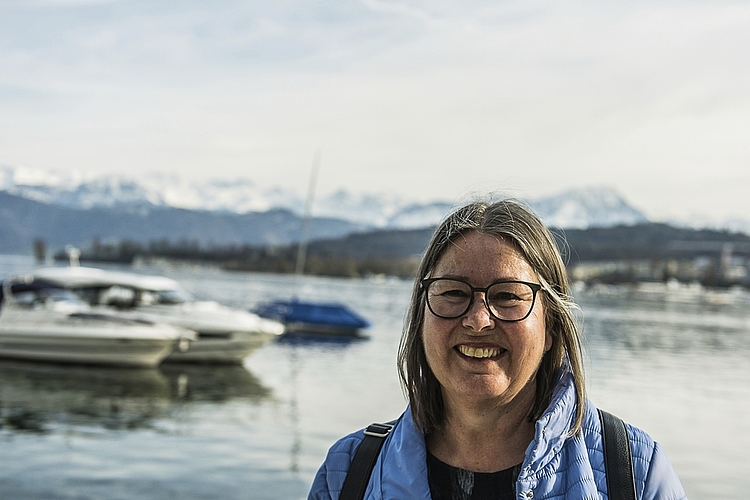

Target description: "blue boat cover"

left=254, top=299, right=370, bottom=329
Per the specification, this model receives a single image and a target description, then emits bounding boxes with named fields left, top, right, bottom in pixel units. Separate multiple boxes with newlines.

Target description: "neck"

left=426, top=386, right=536, bottom=473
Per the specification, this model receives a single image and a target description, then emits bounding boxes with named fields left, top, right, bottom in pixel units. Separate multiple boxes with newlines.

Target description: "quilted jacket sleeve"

left=627, top=423, right=687, bottom=500
left=308, top=431, right=365, bottom=500
left=640, top=440, right=687, bottom=500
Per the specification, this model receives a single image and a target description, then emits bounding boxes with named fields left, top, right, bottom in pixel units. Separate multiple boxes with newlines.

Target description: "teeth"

left=458, top=345, right=501, bottom=359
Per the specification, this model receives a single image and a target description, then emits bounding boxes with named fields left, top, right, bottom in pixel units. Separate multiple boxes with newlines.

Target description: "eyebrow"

left=429, top=274, right=527, bottom=283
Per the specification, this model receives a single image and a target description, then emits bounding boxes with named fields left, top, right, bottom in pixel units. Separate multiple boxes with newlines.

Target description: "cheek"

left=516, top=310, right=550, bottom=357
left=421, top=315, right=454, bottom=369
left=421, top=317, right=441, bottom=357
left=422, top=311, right=450, bottom=341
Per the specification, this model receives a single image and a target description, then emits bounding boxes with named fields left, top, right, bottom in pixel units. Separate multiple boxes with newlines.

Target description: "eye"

left=488, top=291, right=521, bottom=303
left=429, top=280, right=471, bottom=300
left=437, top=287, right=470, bottom=299
left=487, top=282, right=533, bottom=306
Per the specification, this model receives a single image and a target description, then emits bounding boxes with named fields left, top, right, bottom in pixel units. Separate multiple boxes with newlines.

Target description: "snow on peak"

left=0, top=165, right=656, bottom=230
left=528, top=187, right=649, bottom=229
left=138, top=174, right=304, bottom=214
left=313, top=189, right=410, bottom=226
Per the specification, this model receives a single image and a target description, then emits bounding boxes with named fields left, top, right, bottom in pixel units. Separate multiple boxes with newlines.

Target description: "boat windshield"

left=139, top=287, right=194, bottom=306
left=13, top=287, right=86, bottom=309
left=80, top=285, right=195, bottom=308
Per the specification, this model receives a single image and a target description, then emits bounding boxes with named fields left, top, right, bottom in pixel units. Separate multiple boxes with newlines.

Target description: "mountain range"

left=1, top=165, right=649, bottom=226
left=0, top=164, right=746, bottom=255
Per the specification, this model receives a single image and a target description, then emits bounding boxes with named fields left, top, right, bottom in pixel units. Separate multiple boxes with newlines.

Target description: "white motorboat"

left=0, top=277, right=193, bottom=368
left=32, top=266, right=285, bottom=364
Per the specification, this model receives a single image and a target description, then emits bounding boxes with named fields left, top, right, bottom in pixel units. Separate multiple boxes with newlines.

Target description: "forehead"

left=432, top=231, right=537, bottom=282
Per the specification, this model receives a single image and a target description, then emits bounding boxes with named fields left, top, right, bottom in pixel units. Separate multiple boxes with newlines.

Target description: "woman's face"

left=422, top=231, right=551, bottom=410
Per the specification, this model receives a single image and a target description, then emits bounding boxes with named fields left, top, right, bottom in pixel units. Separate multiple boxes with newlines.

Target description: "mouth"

left=456, top=345, right=506, bottom=360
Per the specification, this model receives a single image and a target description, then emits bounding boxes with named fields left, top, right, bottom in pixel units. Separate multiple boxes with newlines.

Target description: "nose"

left=461, top=291, right=495, bottom=332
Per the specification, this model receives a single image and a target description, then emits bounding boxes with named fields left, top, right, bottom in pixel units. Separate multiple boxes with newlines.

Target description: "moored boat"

left=31, top=266, right=285, bottom=363
left=253, top=154, right=371, bottom=338
left=254, top=298, right=371, bottom=336
left=0, top=277, right=192, bottom=368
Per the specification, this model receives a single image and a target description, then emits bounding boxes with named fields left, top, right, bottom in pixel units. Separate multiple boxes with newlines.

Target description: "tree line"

left=54, top=236, right=424, bottom=278
left=53, top=223, right=750, bottom=286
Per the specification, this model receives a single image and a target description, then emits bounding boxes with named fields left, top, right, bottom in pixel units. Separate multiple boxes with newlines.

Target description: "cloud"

left=0, top=0, right=749, bottom=220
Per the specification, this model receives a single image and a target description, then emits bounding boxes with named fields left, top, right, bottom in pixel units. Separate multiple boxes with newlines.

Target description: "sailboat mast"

left=294, top=151, right=322, bottom=276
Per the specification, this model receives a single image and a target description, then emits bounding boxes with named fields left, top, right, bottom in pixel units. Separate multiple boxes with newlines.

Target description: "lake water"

left=1, top=254, right=748, bottom=499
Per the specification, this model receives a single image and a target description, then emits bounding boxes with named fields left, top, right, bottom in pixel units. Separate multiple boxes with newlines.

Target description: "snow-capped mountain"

left=1, top=165, right=163, bottom=208
left=0, top=164, right=650, bottom=230
left=386, top=202, right=457, bottom=229
left=527, top=187, right=649, bottom=229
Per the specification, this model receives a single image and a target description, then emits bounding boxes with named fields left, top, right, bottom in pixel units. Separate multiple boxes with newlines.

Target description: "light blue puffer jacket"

left=308, top=369, right=687, bottom=500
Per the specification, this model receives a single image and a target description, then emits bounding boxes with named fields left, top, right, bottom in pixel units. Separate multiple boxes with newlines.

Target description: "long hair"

left=397, top=199, right=586, bottom=435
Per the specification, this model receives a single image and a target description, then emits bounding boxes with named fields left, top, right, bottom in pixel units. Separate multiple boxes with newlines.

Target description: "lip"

left=455, top=344, right=507, bottom=360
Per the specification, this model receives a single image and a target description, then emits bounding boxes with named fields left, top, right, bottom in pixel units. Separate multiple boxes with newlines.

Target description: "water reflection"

left=577, top=287, right=750, bottom=353
left=578, top=282, right=750, bottom=315
left=159, top=363, right=271, bottom=403
left=0, top=360, right=271, bottom=434
left=272, top=331, right=369, bottom=473
left=277, top=331, right=370, bottom=346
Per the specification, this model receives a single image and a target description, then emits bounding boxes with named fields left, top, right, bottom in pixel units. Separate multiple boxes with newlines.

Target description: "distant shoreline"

left=43, top=221, right=750, bottom=290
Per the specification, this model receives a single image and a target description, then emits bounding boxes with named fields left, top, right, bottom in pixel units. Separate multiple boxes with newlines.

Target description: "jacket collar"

left=523, top=366, right=577, bottom=475
left=375, top=366, right=577, bottom=495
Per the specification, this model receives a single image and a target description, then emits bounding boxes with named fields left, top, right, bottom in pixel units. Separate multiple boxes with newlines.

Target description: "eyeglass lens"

left=425, top=279, right=537, bottom=321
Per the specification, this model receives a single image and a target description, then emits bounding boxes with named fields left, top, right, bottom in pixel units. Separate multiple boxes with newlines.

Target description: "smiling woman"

left=420, top=232, right=553, bottom=473
left=308, top=199, right=686, bottom=500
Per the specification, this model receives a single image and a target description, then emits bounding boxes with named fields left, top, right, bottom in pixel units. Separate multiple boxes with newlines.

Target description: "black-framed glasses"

left=421, top=278, right=542, bottom=322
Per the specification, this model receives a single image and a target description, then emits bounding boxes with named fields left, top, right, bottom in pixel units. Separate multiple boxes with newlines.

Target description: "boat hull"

left=0, top=329, right=176, bottom=368
left=164, top=330, right=277, bottom=364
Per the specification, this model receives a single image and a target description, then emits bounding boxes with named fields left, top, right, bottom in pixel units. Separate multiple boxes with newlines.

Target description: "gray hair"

left=397, top=199, right=586, bottom=435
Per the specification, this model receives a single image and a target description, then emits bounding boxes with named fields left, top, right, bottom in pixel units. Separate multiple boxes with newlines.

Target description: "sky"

left=1, top=0, right=749, bottom=223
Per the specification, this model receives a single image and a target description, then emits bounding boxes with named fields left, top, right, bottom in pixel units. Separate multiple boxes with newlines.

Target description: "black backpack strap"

left=598, top=409, right=637, bottom=500
left=339, top=421, right=394, bottom=500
